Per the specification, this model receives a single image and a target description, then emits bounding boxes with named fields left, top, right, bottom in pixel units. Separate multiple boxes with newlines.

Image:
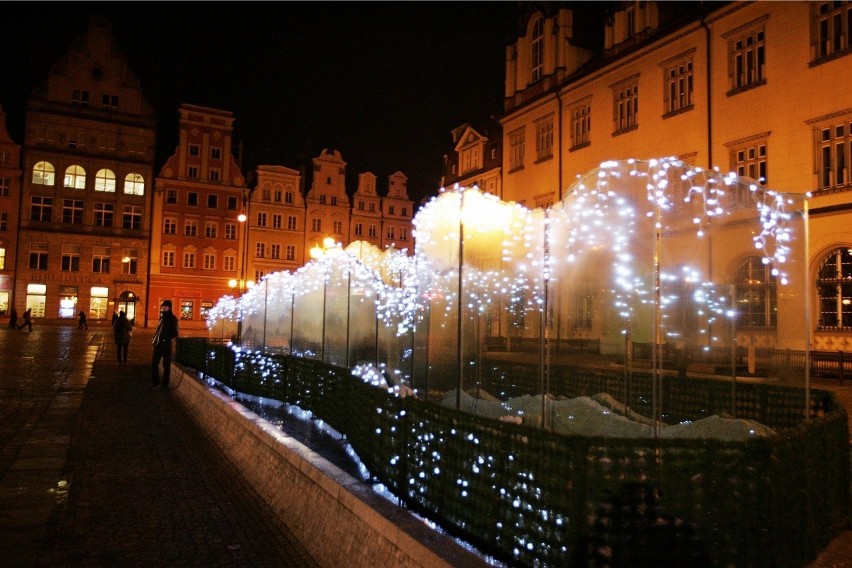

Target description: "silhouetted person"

left=151, top=300, right=179, bottom=389
left=7, top=308, right=17, bottom=329
left=113, top=310, right=133, bottom=365
left=111, top=311, right=118, bottom=326
left=18, top=308, right=33, bottom=332
left=77, top=311, right=88, bottom=330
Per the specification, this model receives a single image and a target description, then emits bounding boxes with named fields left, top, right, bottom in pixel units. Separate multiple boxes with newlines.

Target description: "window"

left=61, top=245, right=80, bottom=272
left=531, top=16, right=544, bottom=82
left=813, top=116, right=852, bottom=189
left=92, top=246, right=110, bottom=273
left=274, top=190, right=282, bottom=203
left=188, top=144, right=200, bottom=157
left=0, top=177, right=9, bottom=196
left=93, top=169, right=116, bottom=192
left=30, top=196, right=53, bottom=222
left=726, top=18, right=767, bottom=93
left=225, top=223, right=237, bottom=240
left=224, top=254, right=235, bottom=271
left=288, top=215, right=297, bottom=230
left=663, top=52, right=694, bottom=115
left=102, top=93, right=119, bottom=110
left=320, top=195, right=326, bottom=205
left=64, top=165, right=86, bottom=189
left=389, top=205, right=396, bottom=215
left=187, top=192, right=198, bottom=206
left=729, top=137, right=768, bottom=188
left=203, top=253, right=216, bottom=270
left=94, top=203, right=114, bottom=227
left=256, top=242, right=266, bottom=258
left=227, top=196, right=238, bottom=210
left=72, top=89, right=89, bottom=106
left=32, top=161, right=55, bottom=186
left=122, top=206, right=143, bottom=230
left=257, top=212, right=267, bottom=227
left=90, top=286, right=109, bottom=319
left=818, top=248, right=852, bottom=329
left=812, top=2, right=852, bottom=61
left=612, top=76, right=639, bottom=133
left=62, top=199, right=84, bottom=224
left=188, top=166, right=199, bottom=179
left=167, top=190, right=178, bottom=204
left=509, top=128, right=526, bottom=171
left=201, top=301, right=213, bottom=321
left=573, top=291, right=594, bottom=329
left=207, top=194, right=218, bottom=208
left=358, top=200, right=365, bottom=211
left=124, top=173, right=145, bottom=195
left=386, top=226, right=395, bottom=240
left=735, top=256, right=777, bottom=329
left=209, top=169, right=221, bottom=182
left=626, top=3, right=636, bottom=38
left=354, top=223, right=363, bottom=236
left=400, top=227, right=408, bottom=241
left=210, top=147, right=222, bottom=160
left=333, top=220, right=343, bottom=234
left=312, top=218, right=322, bottom=232
left=163, top=250, right=175, bottom=267
left=271, top=243, right=281, bottom=259
left=331, top=196, right=338, bottom=206
left=368, top=224, right=377, bottom=238
left=0, top=212, right=6, bottom=231
left=68, top=131, right=86, bottom=149
left=184, top=220, right=198, bottom=236
left=402, top=207, right=408, bottom=217
left=535, top=116, right=554, bottom=161
left=183, top=252, right=195, bottom=269
left=164, top=217, right=177, bottom=235
left=369, top=202, right=376, bottom=212
left=570, top=98, right=592, bottom=149
left=205, top=221, right=218, bottom=238
left=29, top=243, right=48, bottom=270
left=285, top=191, right=293, bottom=204
left=122, top=250, right=138, bottom=274
left=284, top=245, right=294, bottom=261
left=272, top=214, right=282, bottom=229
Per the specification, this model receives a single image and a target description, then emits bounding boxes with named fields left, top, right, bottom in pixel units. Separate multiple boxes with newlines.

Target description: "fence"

left=177, top=337, right=849, bottom=568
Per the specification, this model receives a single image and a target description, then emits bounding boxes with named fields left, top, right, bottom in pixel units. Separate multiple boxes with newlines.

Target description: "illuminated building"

left=0, top=106, right=21, bottom=315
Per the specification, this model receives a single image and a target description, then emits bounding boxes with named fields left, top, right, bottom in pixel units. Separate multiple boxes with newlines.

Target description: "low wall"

left=170, top=363, right=488, bottom=568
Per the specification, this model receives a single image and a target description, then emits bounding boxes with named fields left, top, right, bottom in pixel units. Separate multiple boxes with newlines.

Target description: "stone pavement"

left=0, top=324, right=318, bottom=567
left=1, top=323, right=851, bottom=567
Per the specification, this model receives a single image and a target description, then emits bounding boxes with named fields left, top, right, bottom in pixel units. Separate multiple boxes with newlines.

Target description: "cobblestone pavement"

left=0, top=324, right=318, bottom=567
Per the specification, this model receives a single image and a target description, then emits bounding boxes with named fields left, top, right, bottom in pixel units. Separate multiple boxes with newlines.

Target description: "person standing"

left=151, top=300, right=179, bottom=389
left=77, top=311, right=88, bottom=330
left=18, top=308, right=32, bottom=332
left=113, top=310, right=133, bottom=365
left=7, top=308, right=17, bottom=329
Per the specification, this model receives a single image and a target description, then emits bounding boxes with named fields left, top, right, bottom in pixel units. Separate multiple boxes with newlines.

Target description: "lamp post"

left=230, top=197, right=251, bottom=344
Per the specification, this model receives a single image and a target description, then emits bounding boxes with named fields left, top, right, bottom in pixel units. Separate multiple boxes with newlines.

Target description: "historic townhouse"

left=380, top=171, right=414, bottom=253
left=498, top=1, right=852, bottom=352
left=0, top=106, right=21, bottom=315
left=441, top=119, right=503, bottom=198
left=151, top=104, right=247, bottom=330
left=248, top=165, right=305, bottom=281
left=304, top=149, right=351, bottom=258
left=16, top=16, right=155, bottom=324
left=350, top=172, right=383, bottom=249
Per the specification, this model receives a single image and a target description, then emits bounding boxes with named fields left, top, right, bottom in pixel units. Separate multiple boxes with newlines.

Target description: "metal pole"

left=289, top=292, right=295, bottom=356
left=262, top=279, right=268, bottom=353
left=456, top=188, right=464, bottom=410
left=730, top=284, right=737, bottom=417
left=345, top=267, right=351, bottom=368
left=804, top=199, right=811, bottom=419
left=321, top=270, right=327, bottom=363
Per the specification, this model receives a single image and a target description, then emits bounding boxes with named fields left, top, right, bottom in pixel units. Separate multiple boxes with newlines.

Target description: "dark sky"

left=0, top=2, right=519, bottom=204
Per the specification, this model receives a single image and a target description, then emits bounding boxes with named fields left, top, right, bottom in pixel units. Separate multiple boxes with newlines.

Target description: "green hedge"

left=177, top=338, right=849, bottom=568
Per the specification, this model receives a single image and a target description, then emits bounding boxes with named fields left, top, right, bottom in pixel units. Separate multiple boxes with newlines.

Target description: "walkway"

left=0, top=324, right=318, bottom=567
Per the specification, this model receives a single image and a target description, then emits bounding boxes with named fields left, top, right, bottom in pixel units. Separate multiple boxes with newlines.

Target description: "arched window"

left=94, top=168, right=116, bottom=192
left=124, top=172, right=145, bottom=195
left=531, top=16, right=544, bottom=82
left=32, top=161, right=55, bottom=186
left=734, top=256, right=777, bottom=329
left=63, top=165, right=86, bottom=189
left=817, top=247, right=852, bottom=330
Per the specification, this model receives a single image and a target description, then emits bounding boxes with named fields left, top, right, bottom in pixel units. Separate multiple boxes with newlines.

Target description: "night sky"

left=0, top=2, right=519, bottom=205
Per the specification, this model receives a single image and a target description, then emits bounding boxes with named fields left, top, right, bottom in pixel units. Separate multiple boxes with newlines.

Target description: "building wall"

left=0, top=107, right=21, bottom=315
left=15, top=16, right=155, bottom=325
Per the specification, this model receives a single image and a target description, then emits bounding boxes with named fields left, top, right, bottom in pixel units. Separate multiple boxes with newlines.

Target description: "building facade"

left=150, top=104, right=248, bottom=329
left=0, top=106, right=22, bottom=316
left=441, top=119, right=503, bottom=199
left=15, top=16, right=156, bottom=324
left=497, top=1, right=852, bottom=352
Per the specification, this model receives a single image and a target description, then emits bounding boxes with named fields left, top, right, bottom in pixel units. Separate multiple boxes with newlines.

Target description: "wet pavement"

left=0, top=324, right=318, bottom=567
left=1, top=323, right=851, bottom=567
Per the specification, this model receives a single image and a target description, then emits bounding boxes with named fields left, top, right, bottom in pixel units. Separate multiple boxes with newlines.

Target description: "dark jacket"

left=153, top=311, right=179, bottom=346
left=113, top=315, right=132, bottom=344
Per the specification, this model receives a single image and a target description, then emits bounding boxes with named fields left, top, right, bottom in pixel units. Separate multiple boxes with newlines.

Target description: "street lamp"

left=231, top=197, right=252, bottom=344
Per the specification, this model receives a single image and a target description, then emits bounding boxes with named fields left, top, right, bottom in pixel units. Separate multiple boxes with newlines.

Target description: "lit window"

left=818, top=248, right=852, bottom=329
left=94, top=169, right=116, bottom=192
left=32, top=161, right=55, bottom=186
left=124, top=173, right=145, bottom=195
left=64, top=165, right=86, bottom=189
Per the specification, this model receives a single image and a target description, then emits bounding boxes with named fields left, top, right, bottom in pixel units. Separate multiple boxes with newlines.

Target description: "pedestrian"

left=7, top=308, right=17, bottom=329
left=18, top=308, right=32, bottom=332
left=151, top=300, right=179, bottom=390
left=113, top=310, right=133, bottom=365
left=77, top=310, right=88, bottom=330
left=111, top=311, right=118, bottom=326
